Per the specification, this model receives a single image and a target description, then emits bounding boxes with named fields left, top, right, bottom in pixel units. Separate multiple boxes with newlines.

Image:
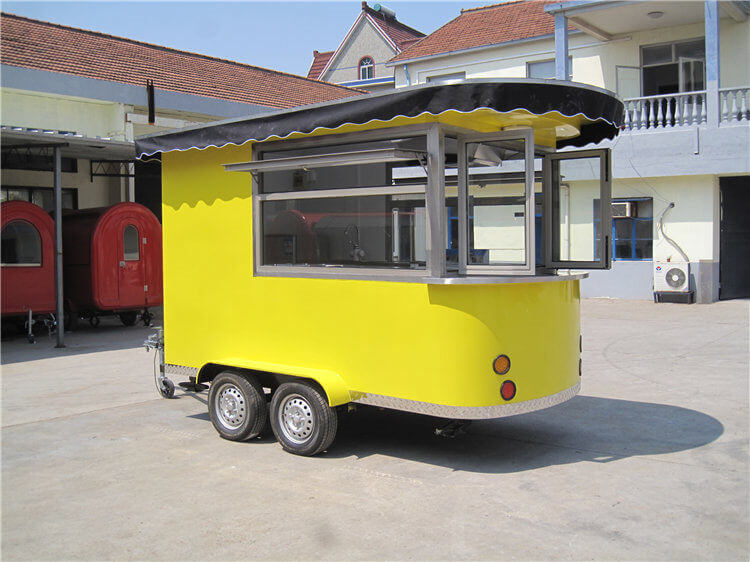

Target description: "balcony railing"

left=622, top=87, right=750, bottom=131
left=622, top=91, right=706, bottom=130
left=720, top=87, right=750, bottom=123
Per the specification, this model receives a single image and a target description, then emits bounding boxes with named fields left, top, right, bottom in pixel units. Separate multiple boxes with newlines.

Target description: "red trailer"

left=62, top=202, right=162, bottom=326
left=1, top=201, right=57, bottom=328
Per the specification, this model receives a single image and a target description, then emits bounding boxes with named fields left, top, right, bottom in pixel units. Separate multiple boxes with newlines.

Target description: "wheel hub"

left=279, top=395, right=314, bottom=443
left=216, top=385, right=245, bottom=429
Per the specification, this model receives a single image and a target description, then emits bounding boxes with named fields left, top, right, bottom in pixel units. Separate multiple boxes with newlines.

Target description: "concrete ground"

left=1, top=300, right=748, bottom=561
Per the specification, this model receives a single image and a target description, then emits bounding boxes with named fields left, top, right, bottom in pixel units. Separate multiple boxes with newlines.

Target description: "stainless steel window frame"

left=457, top=129, right=536, bottom=276
left=543, top=148, right=612, bottom=270
left=223, top=148, right=427, bottom=173
left=249, top=125, right=442, bottom=279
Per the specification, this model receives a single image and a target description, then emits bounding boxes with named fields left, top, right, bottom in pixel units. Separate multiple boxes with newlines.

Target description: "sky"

left=1, top=1, right=495, bottom=77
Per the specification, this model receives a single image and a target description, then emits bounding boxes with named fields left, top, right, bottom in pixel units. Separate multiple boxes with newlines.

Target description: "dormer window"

left=358, top=56, right=374, bottom=80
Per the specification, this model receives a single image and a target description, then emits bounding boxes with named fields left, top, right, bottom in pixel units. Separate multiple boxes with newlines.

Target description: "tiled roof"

left=391, top=0, right=565, bottom=63
left=307, top=50, right=334, bottom=80
left=362, top=5, right=425, bottom=50
left=1, top=13, right=363, bottom=110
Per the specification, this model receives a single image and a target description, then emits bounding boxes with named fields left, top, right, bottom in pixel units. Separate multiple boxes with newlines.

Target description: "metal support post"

left=705, top=0, right=720, bottom=127
left=53, top=145, right=65, bottom=348
left=555, top=13, right=570, bottom=81
left=425, top=125, right=446, bottom=278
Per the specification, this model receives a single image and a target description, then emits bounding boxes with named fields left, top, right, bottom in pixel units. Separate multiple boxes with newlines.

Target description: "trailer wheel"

left=270, top=382, right=338, bottom=456
left=118, top=312, right=138, bottom=326
left=208, top=372, right=268, bottom=441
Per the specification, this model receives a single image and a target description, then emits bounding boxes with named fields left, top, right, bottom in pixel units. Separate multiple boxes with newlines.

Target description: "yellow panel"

left=162, top=141, right=581, bottom=409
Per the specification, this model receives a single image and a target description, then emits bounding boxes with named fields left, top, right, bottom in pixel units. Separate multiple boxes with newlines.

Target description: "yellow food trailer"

left=138, top=79, right=623, bottom=456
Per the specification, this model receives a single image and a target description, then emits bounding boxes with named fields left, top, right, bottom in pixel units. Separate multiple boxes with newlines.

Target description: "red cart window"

left=123, top=225, right=140, bottom=261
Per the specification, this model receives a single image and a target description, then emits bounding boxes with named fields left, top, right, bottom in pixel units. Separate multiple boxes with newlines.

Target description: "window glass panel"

left=426, top=72, right=465, bottom=84
left=123, top=225, right=140, bottom=260
left=359, top=57, right=374, bottom=80
left=5, top=189, right=30, bottom=203
left=642, top=44, right=673, bottom=66
left=643, top=64, right=679, bottom=96
left=1, top=220, right=41, bottom=265
left=527, top=59, right=556, bottom=79
left=551, top=156, right=602, bottom=262
left=675, top=39, right=705, bottom=59
left=615, top=240, right=633, bottom=259
left=614, top=218, right=632, bottom=239
left=262, top=194, right=426, bottom=269
left=31, top=190, right=54, bottom=212
left=467, top=139, right=528, bottom=266
left=635, top=219, right=652, bottom=239
left=634, top=239, right=652, bottom=259
left=260, top=137, right=426, bottom=193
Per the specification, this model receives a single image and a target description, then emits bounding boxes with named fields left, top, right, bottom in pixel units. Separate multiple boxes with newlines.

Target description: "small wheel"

left=270, top=382, right=338, bottom=456
left=118, top=312, right=138, bottom=326
left=208, top=372, right=268, bottom=441
left=89, top=316, right=100, bottom=328
left=142, top=311, right=153, bottom=327
left=160, top=378, right=175, bottom=399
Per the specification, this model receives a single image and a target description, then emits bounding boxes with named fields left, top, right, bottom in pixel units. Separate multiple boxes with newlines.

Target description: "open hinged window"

left=543, top=149, right=612, bottom=270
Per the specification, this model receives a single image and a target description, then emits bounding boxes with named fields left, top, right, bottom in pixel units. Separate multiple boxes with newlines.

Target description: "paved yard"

left=1, top=300, right=748, bottom=560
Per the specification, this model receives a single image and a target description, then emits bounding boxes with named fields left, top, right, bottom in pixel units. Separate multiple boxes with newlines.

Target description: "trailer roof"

left=135, top=80, right=624, bottom=158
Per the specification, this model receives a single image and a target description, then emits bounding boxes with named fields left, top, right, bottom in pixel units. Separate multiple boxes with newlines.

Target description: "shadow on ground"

left=319, top=395, right=724, bottom=473
left=1, top=315, right=161, bottom=365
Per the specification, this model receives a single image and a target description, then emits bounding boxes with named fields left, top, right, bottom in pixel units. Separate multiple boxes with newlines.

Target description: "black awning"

left=135, top=80, right=624, bottom=158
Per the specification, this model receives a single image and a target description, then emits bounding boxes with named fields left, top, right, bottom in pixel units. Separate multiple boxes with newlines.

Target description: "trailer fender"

left=199, top=358, right=352, bottom=407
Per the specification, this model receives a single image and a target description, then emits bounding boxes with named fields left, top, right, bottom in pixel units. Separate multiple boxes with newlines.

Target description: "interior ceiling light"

left=648, top=11, right=664, bottom=19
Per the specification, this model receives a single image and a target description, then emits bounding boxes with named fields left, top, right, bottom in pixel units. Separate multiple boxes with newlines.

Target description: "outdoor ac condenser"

left=653, top=261, right=690, bottom=292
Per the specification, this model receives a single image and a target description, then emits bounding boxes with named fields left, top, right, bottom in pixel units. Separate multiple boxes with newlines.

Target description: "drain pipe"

left=403, top=64, right=411, bottom=86
left=657, top=202, right=690, bottom=262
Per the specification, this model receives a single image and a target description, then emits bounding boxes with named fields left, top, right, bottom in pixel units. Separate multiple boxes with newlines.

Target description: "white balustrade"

left=719, top=87, right=750, bottom=123
left=622, top=91, right=706, bottom=131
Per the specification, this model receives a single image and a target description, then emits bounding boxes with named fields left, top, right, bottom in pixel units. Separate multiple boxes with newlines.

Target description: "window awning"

left=135, top=80, right=624, bottom=159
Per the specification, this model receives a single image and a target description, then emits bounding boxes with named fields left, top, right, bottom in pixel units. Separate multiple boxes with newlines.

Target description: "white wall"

left=394, top=16, right=749, bottom=92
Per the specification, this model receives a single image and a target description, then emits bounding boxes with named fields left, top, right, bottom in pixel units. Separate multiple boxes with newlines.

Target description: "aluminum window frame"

left=543, top=148, right=612, bottom=270
left=457, top=128, right=537, bottom=276
left=249, top=124, right=444, bottom=280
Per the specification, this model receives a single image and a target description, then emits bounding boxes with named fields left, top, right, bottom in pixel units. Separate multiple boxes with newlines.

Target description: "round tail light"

left=493, top=354, right=511, bottom=375
left=501, top=380, right=516, bottom=401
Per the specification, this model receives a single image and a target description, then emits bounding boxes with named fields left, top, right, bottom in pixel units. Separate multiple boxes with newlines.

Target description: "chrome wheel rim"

left=278, top=394, right=314, bottom=444
left=215, top=383, right=246, bottom=430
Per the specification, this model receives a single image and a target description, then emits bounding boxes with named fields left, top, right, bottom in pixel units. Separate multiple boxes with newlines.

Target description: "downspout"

left=657, top=202, right=690, bottom=262
left=403, top=64, right=411, bottom=86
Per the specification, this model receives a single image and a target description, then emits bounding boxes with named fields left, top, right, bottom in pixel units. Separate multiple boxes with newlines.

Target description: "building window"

left=426, top=72, right=465, bottom=84
left=527, top=57, right=571, bottom=79
left=1, top=152, right=77, bottom=173
left=1, top=220, right=42, bottom=266
left=123, top=225, right=140, bottom=261
left=1, top=187, right=78, bottom=213
left=358, top=56, right=374, bottom=80
left=594, top=198, right=653, bottom=260
left=641, top=38, right=705, bottom=95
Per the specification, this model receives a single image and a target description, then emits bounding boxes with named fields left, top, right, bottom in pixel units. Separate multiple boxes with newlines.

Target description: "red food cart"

left=62, top=202, right=162, bottom=327
left=1, top=201, right=57, bottom=340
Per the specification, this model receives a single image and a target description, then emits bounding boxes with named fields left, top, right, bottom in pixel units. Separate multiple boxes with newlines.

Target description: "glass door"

left=543, top=149, right=612, bottom=270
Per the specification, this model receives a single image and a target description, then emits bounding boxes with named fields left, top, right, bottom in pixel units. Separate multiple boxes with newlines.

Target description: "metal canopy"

left=1, top=129, right=135, bottom=160
left=224, top=148, right=427, bottom=173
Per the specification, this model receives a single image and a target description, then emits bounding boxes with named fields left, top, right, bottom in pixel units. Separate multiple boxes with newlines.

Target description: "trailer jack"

left=144, top=327, right=174, bottom=398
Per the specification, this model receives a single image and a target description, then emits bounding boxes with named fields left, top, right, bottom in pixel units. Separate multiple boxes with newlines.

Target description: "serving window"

left=224, top=124, right=612, bottom=280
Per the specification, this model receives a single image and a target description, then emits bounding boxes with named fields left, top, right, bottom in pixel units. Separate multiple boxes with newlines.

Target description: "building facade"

left=1, top=13, right=362, bottom=219
left=388, top=0, right=750, bottom=301
left=307, top=2, right=424, bottom=92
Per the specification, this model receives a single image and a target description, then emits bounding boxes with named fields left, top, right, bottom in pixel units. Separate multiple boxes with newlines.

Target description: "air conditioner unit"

left=612, top=201, right=633, bottom=218
left=654, top=261, right=690, bottom=292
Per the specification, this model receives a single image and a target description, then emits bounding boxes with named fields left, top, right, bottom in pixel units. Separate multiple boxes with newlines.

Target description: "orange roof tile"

left=307, top=50, right=334, bottom=80
left=1, top=13, right=363, bottom=110
left=391, top=0, right=566, bottom=63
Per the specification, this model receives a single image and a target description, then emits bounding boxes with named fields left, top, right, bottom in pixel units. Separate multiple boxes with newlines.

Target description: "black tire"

left=160, top=378, right=175, bottom=399
left=208, top=372, right=268, bottom=441
left=270, top=382, right=338, bottom=456
left=119, top=312, right=138, bottom=326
